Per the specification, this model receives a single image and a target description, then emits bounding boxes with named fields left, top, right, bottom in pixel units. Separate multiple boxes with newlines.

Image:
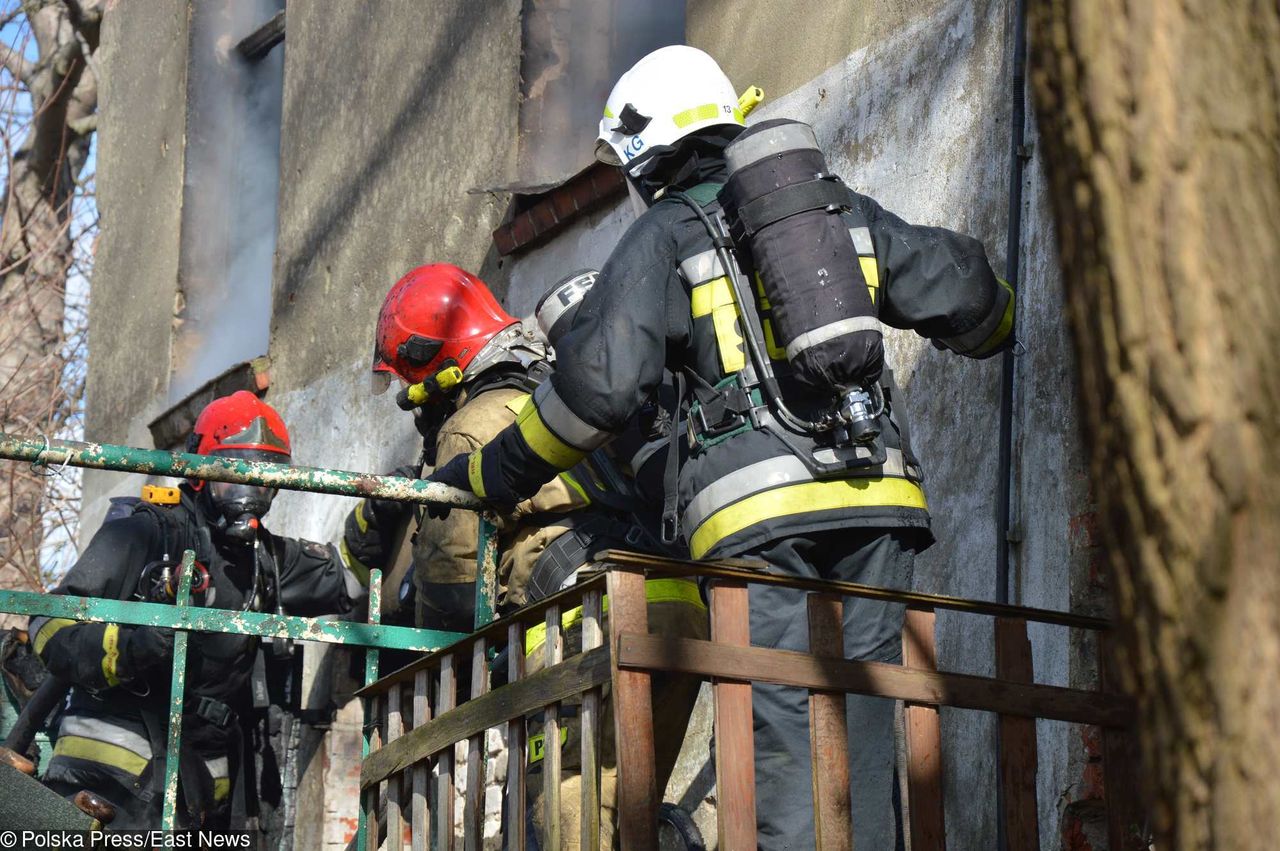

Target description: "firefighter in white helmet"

left=433, top=45, right=1015, bottom=848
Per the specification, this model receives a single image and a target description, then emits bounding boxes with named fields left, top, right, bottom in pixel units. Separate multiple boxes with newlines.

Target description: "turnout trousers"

left=746, top=529, right=914, bottom=851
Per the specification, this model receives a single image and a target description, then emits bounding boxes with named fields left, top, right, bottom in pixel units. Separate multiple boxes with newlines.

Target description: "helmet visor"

left=594, top=138, right=622, bottom=166
left=370, top=369, right=394, bottom=396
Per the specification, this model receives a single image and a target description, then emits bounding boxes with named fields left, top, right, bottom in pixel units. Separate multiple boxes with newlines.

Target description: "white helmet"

left=595, top=46, right=744, bottom=178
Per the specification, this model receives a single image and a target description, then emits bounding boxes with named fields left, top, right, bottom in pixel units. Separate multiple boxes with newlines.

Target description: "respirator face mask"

left=208, top=480, right=276, bottom=542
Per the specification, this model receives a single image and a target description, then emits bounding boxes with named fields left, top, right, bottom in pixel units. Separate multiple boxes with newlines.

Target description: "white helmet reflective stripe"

left=595, top=46, right=744, bottom=176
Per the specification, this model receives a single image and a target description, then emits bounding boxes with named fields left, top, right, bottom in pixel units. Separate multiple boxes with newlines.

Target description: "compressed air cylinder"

left=719, top=119, right=883, bottom=392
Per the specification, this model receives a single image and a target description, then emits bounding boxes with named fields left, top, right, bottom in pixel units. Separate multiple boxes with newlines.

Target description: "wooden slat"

left=544, top=605, right=563, bottom=851
left=363, top=647, right=613, bottom=788
left=436, top=654, right=456, bottom=851
left=600, top=550, right=1111, bottom=631
left=360, top=574, right=608, bottom=696
left=710, top=581, right=757, bottom=851
left=995, top=617, right=1040, bottom=850
left=608, top=568, right=658, bottom=851
left=580, top=590, right=604, bottom=851
left=505, top=623, right=527, bottom=851
left=808, top=593, right=852, bottom=851
left=465, top=638, right=489, bottom=851
left=386, top=683, right=406, bottom=851
left=615, top=634, right=1134, bottom=728
left=363, top=695, right=381, bottom=851
left=902, top=607, right=946, bottom=851
left=1100, top=634, right=1144, bottom=851
left=411, top=668, right=431, bottom=851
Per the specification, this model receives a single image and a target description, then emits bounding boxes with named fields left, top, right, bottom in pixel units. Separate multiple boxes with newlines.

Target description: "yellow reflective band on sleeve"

left=859, top=255, right=880, bottom=305
left=528, top=727, right=570, bottom=765
left=53, top=735, right=149, bottom=777
left=213, top=777, right=232, bottom=802
left=354, top=501, right=369, bottom=534
left=33, top=617, right=75, bottom=656
left=523, top=578, right=706, bottom=658
left=101, top=624, right=121, bottom=687
left=339, top=539, right=371, bottom=587
left=673, top=103, right=721, bottom=128
left=558, top=471, right=590, bottom=505
left=504, top=393, right=532, bottom=417
left=516, top=402, right=587, bottom=470
left=972, top=278, right=1016, bottom=357
left=467, top=451, right=488, bottom=499
left=690, top=277, right=746, bottom=374
left=689, top=478, right=928, bottom=559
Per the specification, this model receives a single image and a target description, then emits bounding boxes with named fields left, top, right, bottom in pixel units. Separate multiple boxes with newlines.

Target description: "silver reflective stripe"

left=784, top=317, right=883, bottom=360
left=533, top=382, right=611, bottom=451
left=59, top=715, right=152, bottom=760
left=940, top=283, right=1012, bottom=354
left=682, top=448, right=915, bottom=535
left=679, top=249, right=724, bottom=286
left=724, top=121, right=820, bottom=172
left=849, top=226, right=874, bottom=255
left=204, top=756, right=229, bottom=780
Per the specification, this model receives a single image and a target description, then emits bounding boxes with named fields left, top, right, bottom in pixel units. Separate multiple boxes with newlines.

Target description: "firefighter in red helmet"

left=30, top=392, right=368, bottom=831
left=341, top=265, right=707, bottom=848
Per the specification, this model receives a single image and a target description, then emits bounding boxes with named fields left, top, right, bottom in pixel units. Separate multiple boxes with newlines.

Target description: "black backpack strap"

left=660, top=370, right=687, bottom=545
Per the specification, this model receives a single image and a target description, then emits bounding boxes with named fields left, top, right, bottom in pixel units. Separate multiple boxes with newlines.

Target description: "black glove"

left=119, top=626, right=174, bottom=682
left=423, top=455, right=471, bottom=520
left=368, top=464, right=421, bottom=527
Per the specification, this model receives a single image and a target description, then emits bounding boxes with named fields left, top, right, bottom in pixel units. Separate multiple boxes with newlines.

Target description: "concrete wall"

left=82, top=0, right=191, bottom=524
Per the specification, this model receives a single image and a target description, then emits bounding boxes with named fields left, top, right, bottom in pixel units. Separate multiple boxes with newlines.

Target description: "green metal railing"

left=0, top=432, right=498, bottom=835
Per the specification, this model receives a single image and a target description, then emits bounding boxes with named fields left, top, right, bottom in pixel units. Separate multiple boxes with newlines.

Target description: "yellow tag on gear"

left=142, top=485, right=181, bottom=505
left=435, top=365, right=464, bottom=392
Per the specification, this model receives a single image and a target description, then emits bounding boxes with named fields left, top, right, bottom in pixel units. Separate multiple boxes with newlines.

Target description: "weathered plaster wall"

left=81, top=0, right=191, bottom=533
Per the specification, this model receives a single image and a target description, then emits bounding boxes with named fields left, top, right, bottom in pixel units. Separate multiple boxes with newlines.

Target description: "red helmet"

left=188, top=391, right=292, bottom=459
left=372, top=264, right=516, bottom=390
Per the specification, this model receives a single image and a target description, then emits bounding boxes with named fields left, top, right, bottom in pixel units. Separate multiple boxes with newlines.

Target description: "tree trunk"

left=1029, top=1, right=1280, bottom=847
left=0, top=1, right=99, bottom=608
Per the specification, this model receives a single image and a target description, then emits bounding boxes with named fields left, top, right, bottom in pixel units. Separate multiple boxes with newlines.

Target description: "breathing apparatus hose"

left=669, top=191, right=828, bottom=437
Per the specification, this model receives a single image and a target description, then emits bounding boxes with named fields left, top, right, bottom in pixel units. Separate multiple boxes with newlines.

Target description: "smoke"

left=170, top=0, right=285, bottom=402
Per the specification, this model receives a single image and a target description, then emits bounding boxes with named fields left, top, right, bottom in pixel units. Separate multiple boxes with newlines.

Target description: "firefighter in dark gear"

left=354, top=264, right=705, bottom=849
left=29, top=392, right=368, bottom=830
left=430, top=46, right=1015, bottom=850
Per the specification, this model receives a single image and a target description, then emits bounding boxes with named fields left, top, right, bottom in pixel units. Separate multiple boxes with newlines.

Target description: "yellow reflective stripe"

left=524, top=578, right=705, bottom=657
left=690, top=277, right=746, bottom=374
left=603, top=105, right=615, bottom=119
left=690, top=478, right=928, bottom=559
left=213, top=777, right=232, bottom=802
left=527, top=727, right=570, bottom=765
left=859, top=255, right=880, bottom=305
left=354, top=501, right=369, bottom=534
left=516, top=403, right=586, bottom=470
left=53, top=735, right=148, bottom=776
left=762, top=318, right=787, bottom=360
left=673, top=103, right=721, bottom=128
left=339, top=539, right=371, bottom=587
left=972, top=278, right=1016, bottom=357
left=558, top=471, right=590, bottom=505
left=33, top=617, right=75, bottom=656
left=467, top=450, right=488, bottom=499
left=504, top=393, right=532, bottom=417
left=101, top=624, right=121, bottom=687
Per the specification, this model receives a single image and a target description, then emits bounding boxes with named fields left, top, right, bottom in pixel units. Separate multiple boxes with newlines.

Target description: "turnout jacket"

left=467, top=181, right=1015, bottom=559
left=31, top=489, right=366, bottom=807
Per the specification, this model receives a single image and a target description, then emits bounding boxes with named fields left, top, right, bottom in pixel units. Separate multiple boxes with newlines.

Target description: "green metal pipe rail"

left=0, top=432, right=495, bottom=835
left=0, top=433, right=483, bottom=509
